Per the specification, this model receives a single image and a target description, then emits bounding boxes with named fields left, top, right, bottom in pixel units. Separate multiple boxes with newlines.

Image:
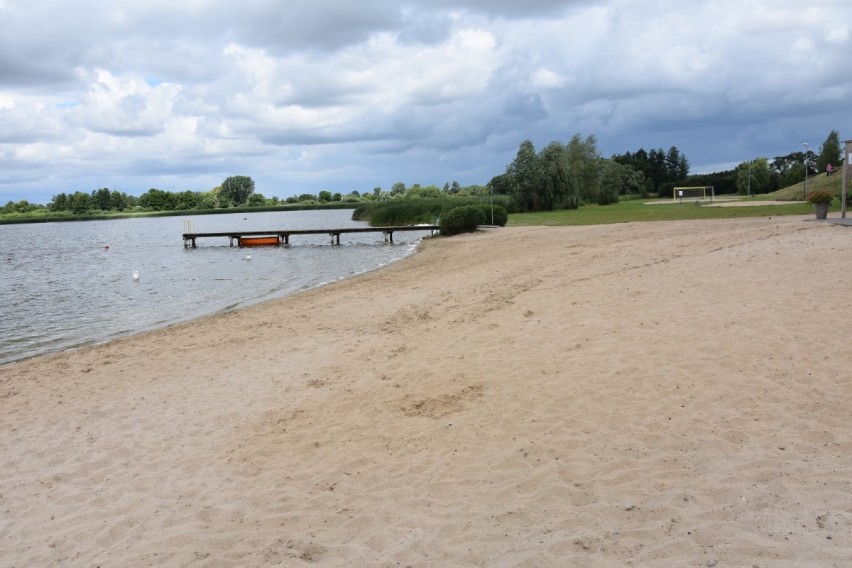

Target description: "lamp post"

left=803, top=142, right=809, bottom=200
left=747, top=160, right=751, bottom=197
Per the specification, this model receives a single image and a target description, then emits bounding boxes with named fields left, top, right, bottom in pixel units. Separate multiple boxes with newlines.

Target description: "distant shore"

left=0, top=202, right=357, bottom=225
left=2, top=216, right=850, bottom=566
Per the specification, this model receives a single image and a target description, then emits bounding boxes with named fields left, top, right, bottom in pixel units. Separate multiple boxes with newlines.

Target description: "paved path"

left=828, top=217, right=852, bottom=226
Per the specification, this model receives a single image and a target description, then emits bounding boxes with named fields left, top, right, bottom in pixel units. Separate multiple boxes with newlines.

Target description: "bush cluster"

left=440, top=205, right=486, bottom=236
left=352, top=196, right=512, bottom=226
left=354, top=200, right=443, bottom=225
left=480, top=204, right=508, bottom=227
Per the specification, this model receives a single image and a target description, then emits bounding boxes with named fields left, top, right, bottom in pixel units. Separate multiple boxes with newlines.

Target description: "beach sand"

left=1, top=216, right=851, bottom=567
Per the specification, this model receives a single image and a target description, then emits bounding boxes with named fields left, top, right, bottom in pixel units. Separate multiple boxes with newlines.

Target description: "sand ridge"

left=1, top=216, right=851, bottom=566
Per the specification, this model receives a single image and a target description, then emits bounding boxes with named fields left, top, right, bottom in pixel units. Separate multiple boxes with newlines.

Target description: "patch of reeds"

left=352, top=196, right=511, bottom=226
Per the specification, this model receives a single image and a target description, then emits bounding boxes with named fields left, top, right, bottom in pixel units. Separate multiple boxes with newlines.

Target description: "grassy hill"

left=765, top=170, right=847, bottom=201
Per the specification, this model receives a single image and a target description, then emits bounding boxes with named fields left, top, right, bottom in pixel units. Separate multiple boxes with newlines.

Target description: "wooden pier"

left=182, top=225, right=439, bottom=248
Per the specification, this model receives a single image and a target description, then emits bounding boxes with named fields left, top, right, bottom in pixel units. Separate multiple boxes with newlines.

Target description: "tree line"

left=486, top=134, right=689, bottom=212
left=3, top=130, right=842, bottom=218
left=732, top=130, right=842, bottom=195
left=484, top=129, right=843, bottom=211
left=2, top=176, right=271, bottom=216
left=3, top=175, right=493, bottom=217
left=43, top=176, right=265, bottom=213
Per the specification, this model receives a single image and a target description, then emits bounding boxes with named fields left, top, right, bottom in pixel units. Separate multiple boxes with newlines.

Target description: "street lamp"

left=747, top=160, right=751, bottom=197
left=803, top=142, right=809, bottom=200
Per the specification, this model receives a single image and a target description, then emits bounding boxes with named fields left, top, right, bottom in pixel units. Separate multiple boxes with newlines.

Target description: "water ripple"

left=0, top=210, right=428, bottom=365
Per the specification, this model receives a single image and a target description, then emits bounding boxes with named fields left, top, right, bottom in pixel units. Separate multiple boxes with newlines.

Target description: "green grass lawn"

left=508, top=198, right=816, bottom=226
left=765, top=169, right=845, bottom=201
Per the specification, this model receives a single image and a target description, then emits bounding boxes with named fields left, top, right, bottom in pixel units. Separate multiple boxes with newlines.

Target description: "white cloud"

left=1, top=0, right=851, bottom=203
left=67, top=70, right=183, bottom=137
left=531, top=68, right=568, bottom=89
left=826, top=25, right=849, bottom=44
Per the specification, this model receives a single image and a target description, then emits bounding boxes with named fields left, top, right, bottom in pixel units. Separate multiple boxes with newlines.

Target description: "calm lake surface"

left=0, top=209, right=431, bottom=366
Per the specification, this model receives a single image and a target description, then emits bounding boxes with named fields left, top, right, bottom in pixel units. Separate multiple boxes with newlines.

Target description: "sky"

left=1, top=0, right=850, bottom=204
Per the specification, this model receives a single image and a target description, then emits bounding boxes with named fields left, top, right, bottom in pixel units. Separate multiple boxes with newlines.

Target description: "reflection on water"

left=0, top=209, right=430, bottom=365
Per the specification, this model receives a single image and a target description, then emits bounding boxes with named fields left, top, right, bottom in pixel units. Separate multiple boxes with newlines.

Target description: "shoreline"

left=2, top=217, right=851, bottom=566
left=1, top=232, right=424, bottom=368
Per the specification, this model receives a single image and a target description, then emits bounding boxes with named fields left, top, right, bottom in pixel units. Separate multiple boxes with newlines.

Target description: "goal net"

left=673, top=186, right=715, bottom=202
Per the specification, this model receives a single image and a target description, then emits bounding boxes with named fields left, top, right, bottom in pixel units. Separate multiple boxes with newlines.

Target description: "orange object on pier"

left=238, top=236, right=280, bottom=247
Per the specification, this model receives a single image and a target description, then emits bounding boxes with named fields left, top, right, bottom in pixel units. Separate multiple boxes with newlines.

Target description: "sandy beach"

left=2, top=216, right=851, bottom=567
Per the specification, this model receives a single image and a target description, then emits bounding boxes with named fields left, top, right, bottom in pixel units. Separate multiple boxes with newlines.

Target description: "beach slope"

left=2, top=217, right=851, bottom=566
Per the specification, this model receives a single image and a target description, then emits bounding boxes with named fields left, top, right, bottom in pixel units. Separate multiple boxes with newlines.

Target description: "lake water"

left=0, top=209, right=431, bottom=366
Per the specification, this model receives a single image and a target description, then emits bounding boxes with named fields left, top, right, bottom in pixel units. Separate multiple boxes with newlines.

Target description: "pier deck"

left=182, top=225, right=439, bottom=248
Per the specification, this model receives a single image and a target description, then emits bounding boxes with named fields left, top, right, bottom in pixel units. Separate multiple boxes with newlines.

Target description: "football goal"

left=673, top=186, right=715, bottom=203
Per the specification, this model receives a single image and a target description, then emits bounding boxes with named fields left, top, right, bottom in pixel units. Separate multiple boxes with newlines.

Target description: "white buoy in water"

left=132, top=270, right=140, bottom=281
left=245, top=254, right=252, bottom=260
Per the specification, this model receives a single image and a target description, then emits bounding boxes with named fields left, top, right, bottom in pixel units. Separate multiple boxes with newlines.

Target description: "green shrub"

left=440, top=205, right=486, bottom=236
left=806, top=190, right=833, bottom=204
left=478, top=204, right=508, bottom=226
left=353, top=195, right=513, bottom=226
left=596, top=186, right=620, bottom=205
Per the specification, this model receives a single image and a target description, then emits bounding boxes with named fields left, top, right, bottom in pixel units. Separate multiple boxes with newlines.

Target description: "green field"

left=507, top=198, right=817, bottom=226
left=509, top=168, right=850, bottom=226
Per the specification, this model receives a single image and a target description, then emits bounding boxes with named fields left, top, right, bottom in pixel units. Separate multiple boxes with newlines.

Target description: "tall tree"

left=487, top=173, right=515, bottom=196
left=69, top=191, right=92, bottom=214
left=139, top=188, right=177, bottom=210
left=110, top=190, right=128, bottom=211
left=665, top=147, right=682, bottom=181
left=676, top=153, right=690, bottom=180
left=619, top=164, right=647, bottom=196
left=736, top=158, right=771, bottom=195
left=597, top=160, right=622, bottom=205
left=49, top=192, right=69, bottom=212
left=175, top=190, right=200, bottom=210
left=648, top=148, right=668, bottom=195
left=566, top=134, right=601, bottom=204
left=507, top=139, right=542, bottom=211
left=219, top=175, right=255, bottom=206
left=92, top=187, right=112, bottom=210
left=770, top=152, right=807, bottom=187
left=817, top=130, right=842, bottom=174
left=539, top=141, right=570, bottom=210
